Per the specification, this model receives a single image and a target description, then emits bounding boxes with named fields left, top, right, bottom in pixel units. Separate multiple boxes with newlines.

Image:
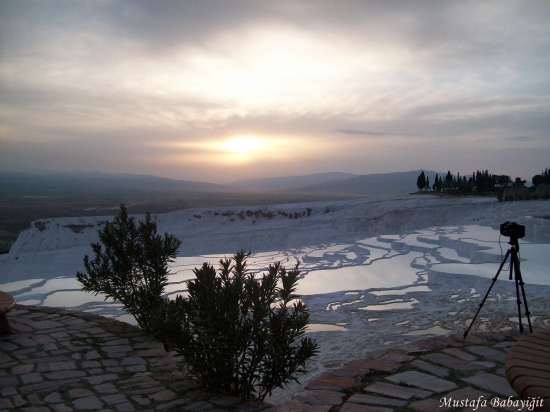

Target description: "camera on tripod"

left=500, top=221, right=525, bottom=239
left=464, top=221, right=532, bottom=338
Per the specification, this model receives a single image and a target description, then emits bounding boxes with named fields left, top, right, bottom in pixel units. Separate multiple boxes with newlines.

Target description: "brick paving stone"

left=391, top=343, right=433, bottom=355
left=364, top=382, right=432, bottom=400
left=132, top=395, right=152, bottom=406
left=73, top=395, right=104, bottom=410
left=453, top=333, right=489, bottom=345
left=103, top=339, right=131, bottom=346
left=12, top=336, right=40, bottom=347
left=11, top=323, right=33, bottom=332
left=106, top=366, right=125, bottom=373
left=465, top=346, right=507, bottom=362
left=120, top=357, right=146, bottom=366
left=421, top=353, right=488, bottom=371
left=12, top=364, right=35, bottom=375
left=442, top=348, right=477, bottom=361
left=133, top=348, right=168, bottom=357
left=385, top=371, right=457, bottom=392
left=149, top=389, right=177, bottom=402
left=340, top=404, right=393, bottom=412
left=69, top=388, right=95, bottom=398
left=410, top=360, right=449, bottom=377
left=30, top=320, right=65, bottom=330
left=305, top=374, right=361, bottom=392
left=21, top=372, right=43, bottom=384
left=347, top=393, right=407, bottom=407
left=0, top=375, right=18, bottom=389
left=409, top=398, right=451, bottom=412
left=495, top=367, right=506, bottom=377
left=84, top=350, right=101, bottom=360
left=27, top=393, right=44, bottom=404
left=102, top=393, right=128, bottom=404
left=85, top=374, right=118, bottom=385
left=461, top=372, right=516, bottom=396
left=44, top=370, right=86, bottom=380
left=40, top=360, right=77, bottom=372
left=21, top=356, right=71, bottom=364
left=94, top=383, right=118, bottom=394
left=414, top=339, right=449, bottom=350
left=81, top=361, right=102, bottom=369
left=50, top=332, right=70, bottom=339
left=329, top=364, right=372, bottom=378
left=293, top=389, right=345, bottom=406
left=13, top=394, right=28, bottom=407
left=182, top=400, right=214, bottom=411
left=32, top=335, right=56, bottom=345
left=494, top=341, right=515, bottom=348
left=116, top=401, right=136, bottom=411
left=0, top=341, right=18, bottom=351
left=102, top=359, right=119, bottom=367
left=52, top=403, right=74, bottom=412
left=44, top=392, right=63, bottom=403
left=43, top=343, right=58, bottom=351
left=155, top=398, right=193, bottom=410
left=0, top=398, right=14, bottom=409
left=19, top=378, right=81, bottom=394
left=126, top=365, right=146, bottom=372
left=103, top=346, right=133, bottom=353
left=343, top=358, right=401, bottom=374
left=371, top=352, right=415, bottom=363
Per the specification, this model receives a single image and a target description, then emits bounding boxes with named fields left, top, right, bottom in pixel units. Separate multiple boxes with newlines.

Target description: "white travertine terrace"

left=1, top=195, right=549, bottom=403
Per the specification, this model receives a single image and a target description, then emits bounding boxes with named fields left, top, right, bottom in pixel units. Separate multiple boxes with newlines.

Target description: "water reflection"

left=2, top=224, right=549, bottom=327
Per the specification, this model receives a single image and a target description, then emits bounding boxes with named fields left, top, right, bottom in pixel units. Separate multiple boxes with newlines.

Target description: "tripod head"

left=508, top=235, right=520, bottom=251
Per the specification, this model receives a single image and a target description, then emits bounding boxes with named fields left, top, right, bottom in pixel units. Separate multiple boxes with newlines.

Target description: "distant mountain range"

left=276, top=170, right=444, bottom=196
left=228, top=172, right=358, bottom=192
left=1, top=170, right=235, bottom=195
left=3, top=169, right=445, bottom=197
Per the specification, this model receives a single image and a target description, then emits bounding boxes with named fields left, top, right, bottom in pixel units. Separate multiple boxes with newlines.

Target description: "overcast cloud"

left=1, top=0, right=549, bottom=182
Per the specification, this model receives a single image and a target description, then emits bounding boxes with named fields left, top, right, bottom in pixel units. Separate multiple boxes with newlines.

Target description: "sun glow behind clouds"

left=222, top=137, right=265, bottom=155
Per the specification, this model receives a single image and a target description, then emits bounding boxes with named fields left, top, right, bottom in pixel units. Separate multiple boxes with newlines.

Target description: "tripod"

left=464, top=235, right=533, bottom=339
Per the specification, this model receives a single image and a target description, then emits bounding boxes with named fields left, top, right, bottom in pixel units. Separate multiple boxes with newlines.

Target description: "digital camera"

left=500, top=221, right=525, bottom=239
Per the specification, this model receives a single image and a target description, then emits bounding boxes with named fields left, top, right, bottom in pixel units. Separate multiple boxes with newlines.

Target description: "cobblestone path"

left=0, top=305, right=266, bottom=412
left=1, top=305, right=546, bottom=412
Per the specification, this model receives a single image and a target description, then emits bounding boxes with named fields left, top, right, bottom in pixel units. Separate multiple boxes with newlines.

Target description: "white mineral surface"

left=1, top=194, right=550, bottom=403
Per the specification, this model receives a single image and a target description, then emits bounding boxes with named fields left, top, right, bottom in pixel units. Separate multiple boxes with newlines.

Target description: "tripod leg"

left=512, top=257, right=524, bottom=333
left=464, top=249, right=511, bottom=339
left=513, top=252, right=533, bottom=333
left=510, top=264, right=523, bottom=333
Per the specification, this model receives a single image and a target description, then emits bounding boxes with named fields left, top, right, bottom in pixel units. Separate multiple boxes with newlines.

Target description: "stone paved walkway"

left=0, top=305, right=266, bottom=412
left=1, top=305, right=547, bottom=412
left=268, top=330, right=550, bottom=412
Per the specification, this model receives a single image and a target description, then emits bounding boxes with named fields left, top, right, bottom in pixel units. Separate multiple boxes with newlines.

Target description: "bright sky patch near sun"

left=1, top=1, right=549, bottom=182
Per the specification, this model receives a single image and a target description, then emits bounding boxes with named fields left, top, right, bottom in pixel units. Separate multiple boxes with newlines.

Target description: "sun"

left=222, top=137, right=264, bottom=154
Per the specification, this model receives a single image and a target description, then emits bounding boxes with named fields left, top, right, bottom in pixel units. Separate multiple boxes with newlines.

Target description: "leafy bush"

left=154, top=250, right=318, bottom=401
left=76, top=204, right=181, bottom=333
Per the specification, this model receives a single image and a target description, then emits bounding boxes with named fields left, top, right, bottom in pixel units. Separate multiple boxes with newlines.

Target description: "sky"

left=1, top=1, right=549, bottom=184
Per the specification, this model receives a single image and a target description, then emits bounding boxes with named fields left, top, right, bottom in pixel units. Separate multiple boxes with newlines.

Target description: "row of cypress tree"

left=415, top=170, right=541, bottom=195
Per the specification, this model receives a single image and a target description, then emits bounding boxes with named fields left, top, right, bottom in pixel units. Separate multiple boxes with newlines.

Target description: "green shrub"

left=154, top=250, right=318, bottom=401
left=76, top=204, right=181, bottom=333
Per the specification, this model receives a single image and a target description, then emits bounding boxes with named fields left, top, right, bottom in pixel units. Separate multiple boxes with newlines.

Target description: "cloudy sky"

left=1, top=1, right=549, bottom=183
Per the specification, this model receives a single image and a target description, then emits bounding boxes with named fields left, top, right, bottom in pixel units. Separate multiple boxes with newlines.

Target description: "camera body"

left=500, top=221, right=525, bottom=239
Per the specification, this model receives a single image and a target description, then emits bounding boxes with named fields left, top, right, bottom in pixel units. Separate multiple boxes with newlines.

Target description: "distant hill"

left=280, top=170, right=444, bottom=197
left=1, top=170, right=236, bottom=195
left=229, top=172, right=358, bottom=191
